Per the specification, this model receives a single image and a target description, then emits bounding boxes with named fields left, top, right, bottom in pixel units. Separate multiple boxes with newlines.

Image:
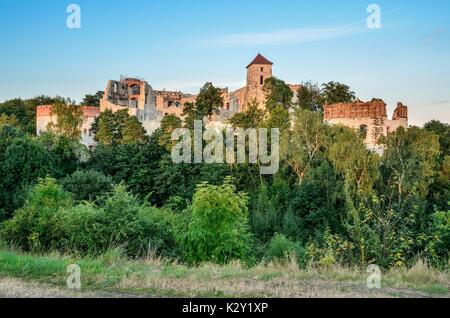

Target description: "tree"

left=81, top=91, right=104, bottom=107
left=0, top=96, right=64, bottom=134
left=297, top=82, right=324, bottom=113
left=264, top=105, right=290, bottom=132
left=380, top=127, right=440, bottom=202
left=91, top=109, right=147, bottom=145
left=1, top=178, right=73, bottom=251
left=0, top=114, right=19, bottom=128
left=158, top=114, right=182, bottom=149
left=321, top=81, right=356, bottom=105
left=263, top=77, right=293, bottom=111
left=181, top=178, right=251, bottom=264
left=229, top=100, right=266, bottom=129
left=328, top=125, right=380, bottom=196
left=121, top=116, right=149, bottom=144
left=39, top=132, right=85, bottom=179
left=60, top=170, right=114, bottom=203
left=182, top=83, right=224, bottom=129
left=281, top=109, right=329, bottom=184
left=424, top=120, right=450, bottom=156
left=87, top=134, right=166, bottom=204
left=47, top=102, right=84, bottom=142
left=194, top=82, right=224, bottom=118
left=0, top=137, right=55, bottom=218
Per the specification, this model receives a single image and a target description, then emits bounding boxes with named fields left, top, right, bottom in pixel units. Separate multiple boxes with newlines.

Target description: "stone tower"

left=245, top=54, right=273, bottom=109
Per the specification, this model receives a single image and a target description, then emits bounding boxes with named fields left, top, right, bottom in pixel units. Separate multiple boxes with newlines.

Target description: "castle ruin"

left=36, top=54, right=409, bottom=149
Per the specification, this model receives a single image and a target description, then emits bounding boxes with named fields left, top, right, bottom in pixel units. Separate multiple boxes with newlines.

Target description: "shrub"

left=58, top=202, right=102, bottom=254
left=426, top=209, right=450, bottom=268
left=266, top=233, right=297, bottom=262
left=265, top=233, right=307, bottom=267
left=0, top=137, right=55, bottom=218
left=181, top=178, right=251, bottom=265
left=91, top=184, right=145, bottom=255
left=138, top=205, right=180, bottom=258
left=60, top=169, right=113, bottom=203
left=1, top=178, right=73, bottom=251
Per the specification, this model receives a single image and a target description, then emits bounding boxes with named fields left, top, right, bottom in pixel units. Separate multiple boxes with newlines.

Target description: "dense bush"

left=60, top=170, right=113, bottom=203
left=0, top=137, right=55, bottom=218
left=1, top=178, right=73, bottom=251
left=1, top=178, right=182, bottom=258
left=181, top=178, right=251, bottom=265
left=265, top=233, right=306, bottom=266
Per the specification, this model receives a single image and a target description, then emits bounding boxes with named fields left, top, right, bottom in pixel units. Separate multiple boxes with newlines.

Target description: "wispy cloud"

left=431, top=100, right=450, bottom=105
left=198, top=24, right=368, bottom=48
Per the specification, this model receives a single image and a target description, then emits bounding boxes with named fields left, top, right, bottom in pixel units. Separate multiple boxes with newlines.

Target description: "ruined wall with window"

left=324, top=99, right=408, bottom=147
left=36, top=105, right=100, bottom=148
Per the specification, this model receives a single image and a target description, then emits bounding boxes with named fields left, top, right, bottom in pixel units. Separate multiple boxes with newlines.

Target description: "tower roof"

left=246, top=54, right=273, bottom=68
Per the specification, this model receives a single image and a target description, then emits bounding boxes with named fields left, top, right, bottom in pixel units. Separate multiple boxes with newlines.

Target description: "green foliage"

left=297, top=81, right=324, bottom=113
left=158, top=114, right=182, bottom=149
left=265, top=233, right=305, bottom=266
left=81, top=91, right=104, bottom=107
left=0, top=137, right=54, bottom=218
left=39, top=132, right=85, bottom=179
left=321, top=81, right=355, bottom=105
left=328, top=125, right=380, bottom=195
left=1, top=178, right=73, bottom=251
left=0, top=114, right=19, bottom=128
left=424, top=120, right=450, bottom=156
left=181, top=178, right=251, bottom=265
left=0, top=86, right=448, bottom=270
left=183, top=83, right=223, bottom=128
left=426, top=209, right=450, bottom=268
left=60, top=170, right=113, bottom=203
left=91, top=109, right=148, bottom=145
left=87, top=139, right=165, bottom=204
left=47, top=102, right=84, bottom=142
left=194, top=82, right=224, bottom=117
left=281, top=109, right=329, bottom=184
left=306, top=229, right=355, bottom=268
left=380, top=127, right=440, bottom=200
left=263, top=77, right=293, bottom=111
left=229, top=100, right=267, bottom=129
left=0, top=96, right=63, bottom=134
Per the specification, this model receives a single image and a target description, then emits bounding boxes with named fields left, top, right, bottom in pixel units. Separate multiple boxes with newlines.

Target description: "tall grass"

left=0, top=246, right=448, bottom=298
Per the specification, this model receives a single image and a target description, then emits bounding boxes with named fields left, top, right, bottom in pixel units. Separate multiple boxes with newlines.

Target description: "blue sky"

left=0, top=0, right=449, bottom=125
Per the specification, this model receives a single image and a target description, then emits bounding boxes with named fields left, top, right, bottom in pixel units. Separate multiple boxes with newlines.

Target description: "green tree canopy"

left=321, top=81, right=356, bottom=105
left=263, top=77, right=294, bottom=111
left=297, top=82, right=324, bottom=113
left=81, top=91, right=104, bottom=107
left=181, top=178, right=250, bottom=264
left=229, top=100, right=267, bottom=129
left=47, top=102, right=84, bottom=142
left=91, top=109, right=148, bottom=145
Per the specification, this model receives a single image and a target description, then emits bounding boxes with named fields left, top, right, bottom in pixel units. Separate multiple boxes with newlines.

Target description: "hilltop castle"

left=98, top=54, right=299, bottom=134
left=36, top=54, right=408, bottom=148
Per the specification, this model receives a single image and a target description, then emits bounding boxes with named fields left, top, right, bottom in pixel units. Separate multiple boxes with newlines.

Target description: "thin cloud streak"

left=199, top=25, right=368, bottom=47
